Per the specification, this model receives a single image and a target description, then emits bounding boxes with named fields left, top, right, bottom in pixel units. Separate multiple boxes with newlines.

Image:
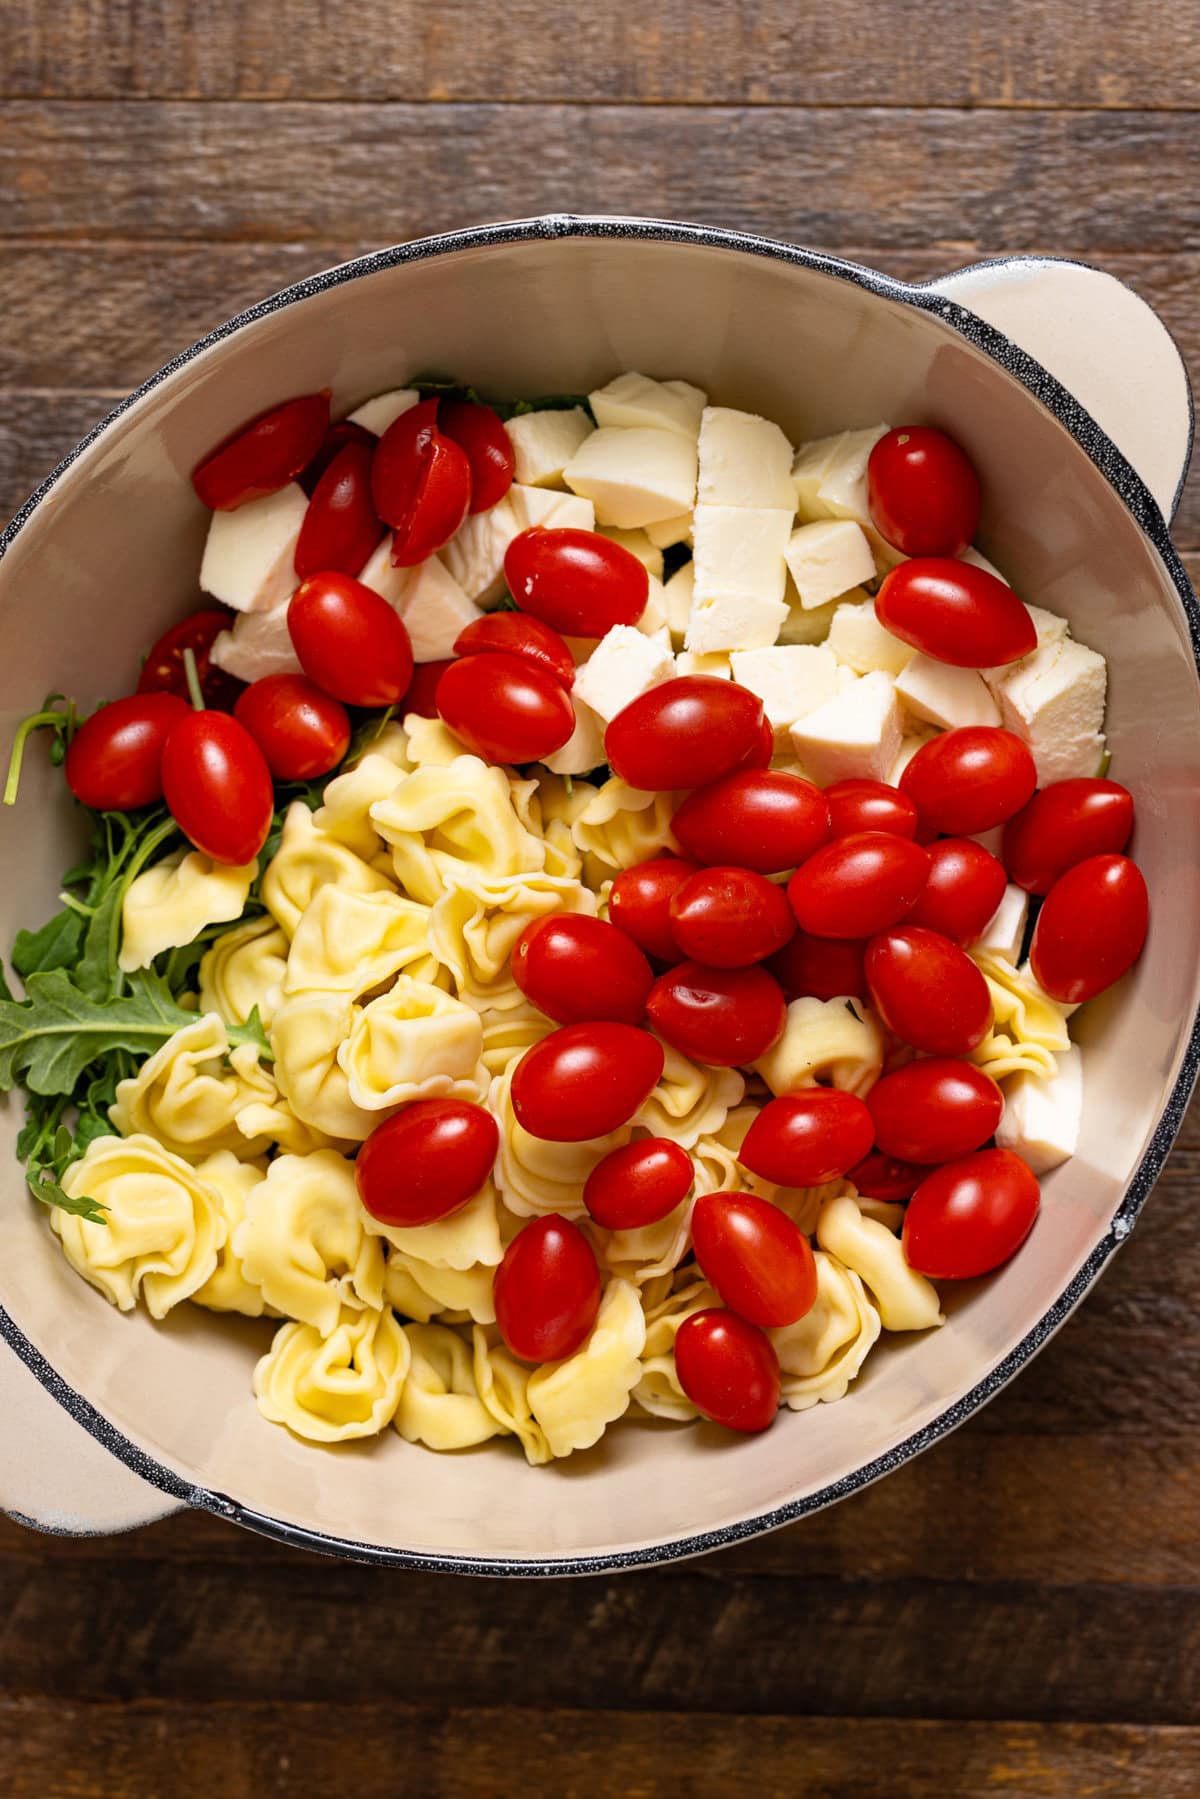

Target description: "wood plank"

left=5, top=1, right=1200, bottom=107
left=3, top=1702, right=1199, bottom=1799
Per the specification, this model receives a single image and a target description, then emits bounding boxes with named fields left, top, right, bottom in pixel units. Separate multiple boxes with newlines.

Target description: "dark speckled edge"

left=2, top=214, right=1198, bottom=1575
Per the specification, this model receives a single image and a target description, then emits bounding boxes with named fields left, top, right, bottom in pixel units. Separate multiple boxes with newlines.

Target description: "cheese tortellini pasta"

left=338, top=978, right=487, bottom=1110
left=261, top=802, right=394, bottom=937
left=769, top=1250, right=881, bottom=1410
left=371, top=754, right=545, bottom=904
left=234, top=1149, right=385, bottom=1334
left=198, top=915, right=288, bottom=1028
left=108, top=1014, right=278, bottom=1161
left=254, top=1305, right=411, bottom=1443
left=969, top=952, right=1073, bottom=1082
left=755, top=997, right=886, bottom=1098
left=119, top=850, right=258, bottom=973
left=395, top=1323, right=503, bottom=1451
left=527, top=1279, right=646, bottom=1458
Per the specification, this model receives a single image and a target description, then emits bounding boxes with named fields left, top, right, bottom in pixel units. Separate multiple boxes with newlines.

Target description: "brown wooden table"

left=3, top=6, right=1199, bottom=1793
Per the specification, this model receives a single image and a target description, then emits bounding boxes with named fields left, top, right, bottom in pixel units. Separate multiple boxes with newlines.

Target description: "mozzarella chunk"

left=785, top=519, right=877, bottom=609
left=589, top=372, right=706, bottom=439
left=996, top=1043, right=1082, bottom=1175
left=347, top=388, right=419, bottom=436
left=394, top=558, right=481, bottom=660
left=992, top=637, right=1108, bottom=783
left=573, top=625, right=677, bottom=724
left=789, top=669, right=903, bottom=785
left=644, top=512, right=693, bottom=549
left=778, top=594, right=841, bottom=646
left=636, top=574, right=670, bottom=638
left=440, top=485, right=595, bottom=604
left=697, top=407, right=795, bottom=510
left=895, top=655, right=1001, bottom=730
left=599, top=527, right=664, bottom=579
left=686, top=504, right=792, bottom=652
left=210, top=602, right=299, bottom=683
left=663, top=563, right=695, bottom=647
left=504, top=407, right=593, bottom=487
left=730, top=645, right=839, bottom=740
left=975, top=882, right=1029, bottom=963
left=687, top=591, right=789, bottom=655
left=356, top=532, right=407, bottom=606
left=981, top=604, right=1069, bottom=685
left=512, top=486, right=596, bottom=533
left=676, top=650, right=732, bottom=678
left=199, top=484, right=308, bottom=614
left=960, top=545, right=1010, bottom=585
left=563, top=427, right=698, bottom=528
left=887, top=726, right=938, bottom=784
left=541, top=698, right=606, bottom=775
left=825, top=599, right=914, bottom=677
left=792, top=425, right=888, bottom=525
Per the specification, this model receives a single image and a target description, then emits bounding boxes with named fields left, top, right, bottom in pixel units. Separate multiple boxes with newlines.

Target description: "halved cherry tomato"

left=294, top=442, right=382, bottom=580
left=825, top=778, right=919, bottom=840
left=510, top=1023, right=665, bottom=1142
left=692, top=1193, right=818, bottom=1328
left=900, top=727, right=1037, bottom=834
left=767, top=930, right=869, bottom=1003
left=233, top=674, right=350, bottom=781
left=403, top=658, right=454, bottom=719
left=512, top=915, right=654, bottom=1026
left=288, top=572, right=414, bottom=708
left=355, top=1100, right=499, bottom=1228
left=876, top=559, right=1036, bottom=668
left=865, top=925, right=993, bottom=1056
left=673, top=770, right=831, bottom=874
left=788, top=832, right=930, bottom=939
left=64, top=694, right=190, bottom=812
left=371, top=399, right=472, bottom=565
left=160, top=710, right=274, bottom=865
left=437, top=651, right=575, bottom=764
left=607, top=678, right=765, bottom=792
left=867, top=426, right=982, bottom=558
left=299, top=418, right=377, bottom=495
left=668, top=866, right=795, bottom=968
left=493, top=1215, right=602, bottom=1362
left=137, top=608, right=242, bottom=710
left=438, top=398, right=515, bottom=514
left=739, top=1090, right=875, bottom=1187
left=583, top=1138, right=693, bottom=1230
left=608, top=856, right=702, bottom=963
left=1030, top=853, right=1148, bottom=1004
left=867, top=1058, right=1003, bottom=1164
left=904, top=837, right=1007, bottom=944
left=646, top=962, right=786, bottom=1068
left=504, top=528, right=648, bottom=636
left=192, top=390, right=331, bottom=511
left=903, top=1147, right=1040, bottom=1278
left=1003, top=778, right=1135, bottom=896
left=847, top=1149, right=926, bottom=1203
left=674, top=1308, right=780, bottom=1433
left=453, top=612, right=575, bottom=691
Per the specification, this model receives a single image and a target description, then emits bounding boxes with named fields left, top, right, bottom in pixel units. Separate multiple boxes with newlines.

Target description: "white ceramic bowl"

left=2, top=217, right=1197, bottom=1569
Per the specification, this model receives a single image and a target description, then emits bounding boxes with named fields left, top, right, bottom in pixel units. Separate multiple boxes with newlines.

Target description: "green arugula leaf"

left=228, top=1005, right=273, bottom=1060
left=0, top=967, right=196, bottom=1096
left=12, top=907, right=85, bottom=978
left=343, top=705, right=397, bottom=766
left=27, top=1162, right=107, bottom=1224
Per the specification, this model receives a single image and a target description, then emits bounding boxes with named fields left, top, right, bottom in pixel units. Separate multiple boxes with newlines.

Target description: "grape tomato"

left=692, top=1192, right=818, bottom=1329
left=1030, top=853, right=1148, bottom=1004
left=454, top=611, right=575, bottom=690
left=867, top=425, right=981, bottom=558
left=739, top=1090, right=875, bottom=1187
left=1003, top=778, right=1135, bottom=896
left=904, top=837, right=1007, bottom=944
left=583, top=1138, right=693, bottom=1230
left=371, top=398, right=472, bottom=565
left=846, top=1149, right=926, bottom=1203
left=825, top=778, right=919, bottom=840
left=606, top=678, right=765, bottom=792
left=510, top=1023, right=665, bottom=1142
left=668, top=866, right=795, bottom=968
left=903, top=1147, right=1040, bottom=1279
left=865, top=925, right=993, bottom=1057
left=192, top=390, right=331, bottom=511
left=137, top=608, right=241, bottom=711
left=787, top=832, right=930, bottom=940
left=867, top=1058, right=1003, bottom=1164
left=673, top=770, right=831, bottom=874
left=876, top=559, right=1036, bottom=668
left=64, top=693, right=190, bottom=812
left=288, top=572, right=414, bottom=708
left=608, top=856, right=702, bottom=963
left=437, top=651, right=575, bottom=764
left=493, top=1215, right=602, bottom=1363
left=402, top=658, right=454, bottom=719
left=512, top=914, right=654, bottom=1026
left=767, top=930, right=869, bottom=1004
left=293, top=441, right=382, bottom=580
left=674, top=1309, right=781, bottom=1433
left=300, top=418, right=377, bottom=495
left=646, top=961, right=786, bottom=1068
left=438, top=398, right=515, bottom=514
left=355, top=1100, right=499, bottom=1228
left=233, top=674, right=350, bottom=781
left=900, top=727, right=1037, bottom=835
left=160, top=710, right=274, bottom=866
left=504, top=527, right=648, bottom=637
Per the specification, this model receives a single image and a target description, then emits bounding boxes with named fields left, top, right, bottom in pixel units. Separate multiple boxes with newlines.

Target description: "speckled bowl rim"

left=1, top=214, right=1197, bottom=1574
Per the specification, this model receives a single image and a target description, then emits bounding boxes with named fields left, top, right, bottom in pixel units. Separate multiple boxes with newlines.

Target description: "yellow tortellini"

left=691, top=1105, right=773, bottom=1200
left=119, top=849, right=258, bottom=973
left=108, top=1014, right=277, bottom=1161
left=361, top=1178, right=503, bottom=1269
left=312, top=750, right=406, bottom=859
left=371, top=754, right=545, bottom=905
left=600, top=1193, right=693, bottom=1288
left=403, top=714, right=466, bottom=768
left=384, top=1252, right=497, bottom=1325
left=261, top=802, right=395, bottom=937
left=479, top=1003, right=553, bottom=1078
left=632, top=1278, right=718, bottom=1422
left=755, top=996, right=885, bottom=1098
left=233, top=1149, right=385, bottom=1336
left=527, top=1279, right=647, bottom=1458
left=270, top=990, right=388, bottom=1141
left=55, top=1133, right=225, bottom=1319
left=634, top=1043, right=744, bottom=1150
left=969, top=952, right=1073, bottom=1081
left=489, top=1066, right=631, bottom=1218
left=570, top=777, right=680, bottom=885
left=816, top=1191, right=943, bottom=1333
left=429, top=869, right=595, bottom=1013
left=472, top=1327, right=551, bottom=1466
left=526, top=772, right=595, bottom=880
left=198, top=916, right=288, bottom=1029
left=254, top=1305, right=411, bottom=1443
left=338, top=978, right=487, bottom=1110
left=283, top=885, right=434, bottom=997
left=394, top=1323, right=504, bottom=1451
left=769, top=1249, right=881, bottom=1411
left=190, top=1151, right=270, bottom=1317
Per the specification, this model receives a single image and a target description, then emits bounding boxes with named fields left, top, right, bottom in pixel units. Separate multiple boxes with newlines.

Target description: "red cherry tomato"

left=288, top=573, right=414, bottom=708
left=825, top=778, right=919, bottom=840
left=767, top=931, right=869, bottom=1003
left=692, top=1192, right=818, bottom=1329
left=674, top=1308, right=780, bottom=1433
left=233, top=674, right=351, bottom=781
left=904, top=837, right=1007, bottom=944
left=436, top=651, right=575, bottom=764
left=512, top=915, right=654, bottom=1026
left=137, top=608, right=242, bottom=710
left=371, top=399, right=472, bottom=565
left=903, top=1147, right=1040, bottom=1278
left=1002, top=778, right=1135, bottom=896
left=867, top=426, right=982, bottom=558
left=739, top=1090, right=875, bottom=1187
left=867, top=1058, right=1003, bottom=1164
left=668, top=866, right=795, bottom=968
left=646, top=962, right=786, bottom=1068
left=736, top=712, right=775, bottom=771
left=607, top=678, right=765, bottom=792
left=402, top=658, right=454, bottom=719
left=900, top=727, right=1037, bottom=834
left=192, top=390, right=331, bottom=511
left=504, top=528, right=648, bottom=636
left=453, top=611, right=575, bottom=691
left=438, top=399, right=515, bottom=514
left=64, top=694, right=190, bottom=812
left=493, top=1215, right=602, bottom=1363
left=293, top=442, right=382, bottom=580
left=876, top=559, right=1035, bottom=669
left=160, top=711, right=274, bottom=865
left=1030, top=853, right=1149, bottom=1004
left=510, top=1023, right=665, bottom=1142
left=673, top=770, right=831, bottom=874
left=299, top=418, right=377, bottom=495
left=788, top=832, right=930, bottom=940
left=355, top=1100, right=499, bottom=1228
left=847, top=1149, right=926, bottom=1203
left=608, top=856, right=702, bottom=963
left=865, top=925, right=993, bottom=1056
left=583, top=1138, right=693, bottom=1230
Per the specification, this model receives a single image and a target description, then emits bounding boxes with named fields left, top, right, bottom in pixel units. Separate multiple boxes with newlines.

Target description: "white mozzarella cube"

left=541, top=698, right=607, bottom=776
left=504, top=407, right=593, bottom=487
left=789, top=669, right=903, bottom=786
left=975, top=882, right=1030, bottom=963
left=644, top=512, right=693, bottom=549
left=664, top=563, right=695, bottom=647
left=439, top=499, right=519, bottom=605
left=996, top=1043, right=1082, bottom=1175
left=355, top=532, right=408, bottom=607
left=980, top=604, right=1069, bottom=687
left=778, top=595, right=841, bottom=646
left=697, top=406, right=795, bottom=510
left=960, top=545, right=1010, bottom=585
left=394, top=559, right=481, bottom=661
left=511, top=485, right=596, bottom=533
left=792, top=425, right=889, bottom=525
left=825, top=599, right=914, bottom=677
left=347, top=388, right=419, bottom=436
left=887, top=727, right=938, bottom=785
left=992, top=637, right=1108, bottom=784
left=785, top=519, right=877, bottom=609
left=686, top=504, right=792, bottom=653
left=686, top=591, right=789, bottom=655
left=676, top=650, right=732, bottom=679
left=210, top=603, right=300, bottom=683
left=572, top=625, right=677, bottom=724
left=599, top=527, right=664, bottom=579
left=730, top=645, right=839, bottom=739
left=895, top=655, right=1001, bottom=730
left=636, top=574, right=670, bottom=637
left=200, top=484, right=308, bottom=614
left=589, top=373, right=706, bottom=439
left=563, top=427, right=698, bottom=528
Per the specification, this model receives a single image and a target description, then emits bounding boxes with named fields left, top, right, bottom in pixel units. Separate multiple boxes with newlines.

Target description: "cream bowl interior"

left=2, top=224, right=1198, bottom=1568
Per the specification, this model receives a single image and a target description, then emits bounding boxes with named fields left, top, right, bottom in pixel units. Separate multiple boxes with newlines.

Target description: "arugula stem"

left=182, top=647, right=205, bottom=712
left=4, top=708, right=69, bottom=807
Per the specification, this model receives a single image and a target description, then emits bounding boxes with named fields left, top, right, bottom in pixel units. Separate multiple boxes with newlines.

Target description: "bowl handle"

left=0, top=1338, right=184, bottom=1536
left=927, top=256, right=1194, bottom=523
